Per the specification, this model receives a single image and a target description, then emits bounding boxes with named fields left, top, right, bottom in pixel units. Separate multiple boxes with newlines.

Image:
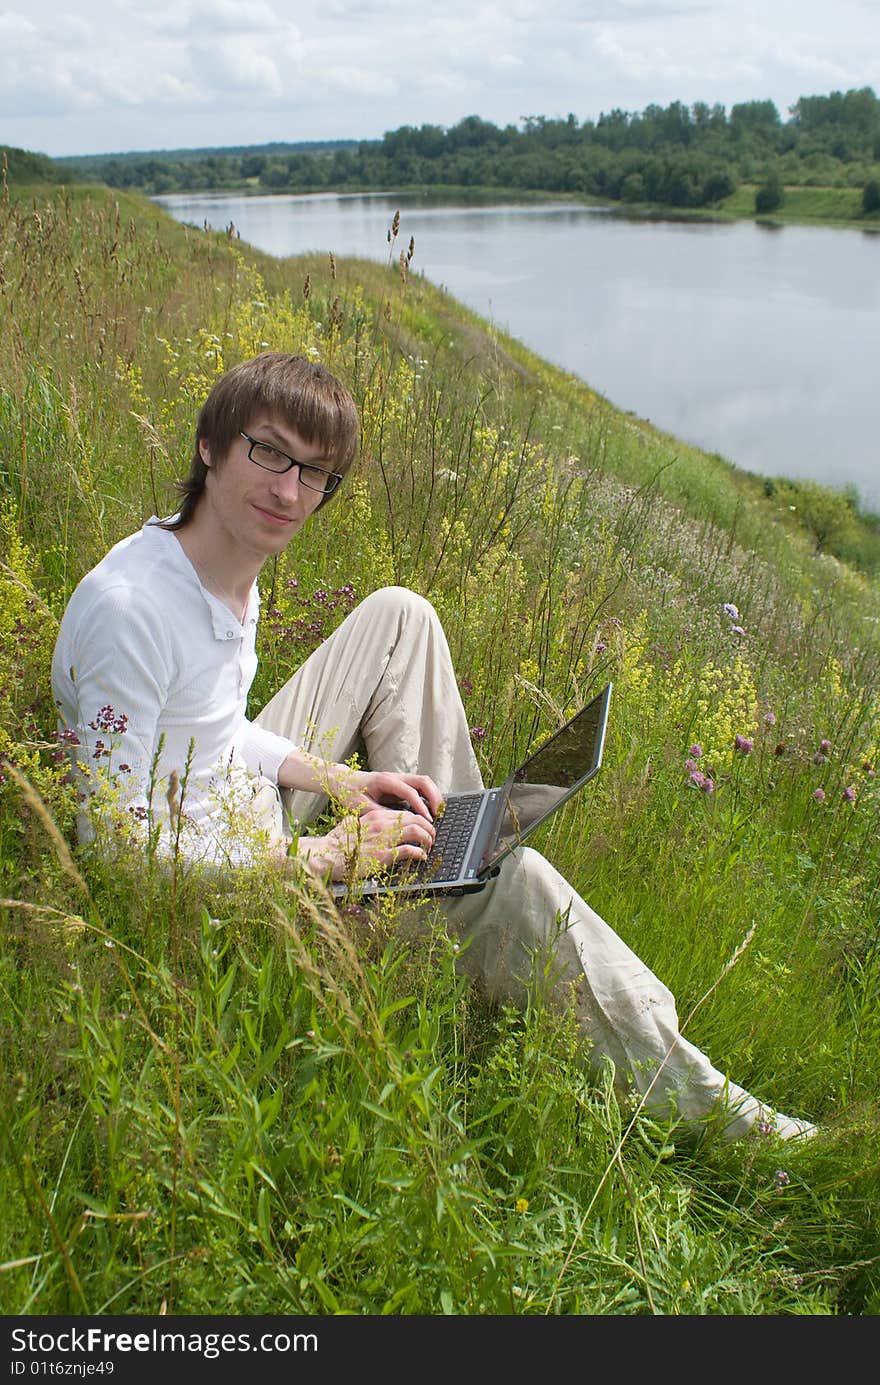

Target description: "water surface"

left=156, top=191, right=880, bottom=511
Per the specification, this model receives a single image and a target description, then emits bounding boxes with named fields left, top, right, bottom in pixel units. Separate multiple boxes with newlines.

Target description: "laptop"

left=331, top=681, right=612, bottom=900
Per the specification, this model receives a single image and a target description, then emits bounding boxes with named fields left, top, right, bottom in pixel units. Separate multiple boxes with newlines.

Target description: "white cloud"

left=2, top=0, right=876, bottom=155
left=139, top=0, right=281, bottom=35
left=321, top=66, right=397, bottom=97
left=0, top=11, right=36, bottom=38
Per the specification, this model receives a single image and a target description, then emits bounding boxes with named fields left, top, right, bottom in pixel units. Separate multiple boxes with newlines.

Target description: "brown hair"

left=161, top=351, right=360, bottom=530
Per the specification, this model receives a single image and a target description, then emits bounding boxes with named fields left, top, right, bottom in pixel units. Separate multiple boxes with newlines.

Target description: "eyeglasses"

left=240, top=432, right=343, bottom=496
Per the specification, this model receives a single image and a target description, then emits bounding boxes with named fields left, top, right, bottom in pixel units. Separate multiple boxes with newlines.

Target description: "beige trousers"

left=256, top=586, right=802, bottom=1144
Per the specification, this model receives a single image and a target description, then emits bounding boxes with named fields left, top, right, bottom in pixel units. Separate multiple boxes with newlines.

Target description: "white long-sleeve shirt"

left=51, top=519, right=296, bottom=866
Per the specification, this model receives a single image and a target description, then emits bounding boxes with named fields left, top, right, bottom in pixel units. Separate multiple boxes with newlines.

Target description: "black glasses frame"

left=239, top=432, right=343, bottom=495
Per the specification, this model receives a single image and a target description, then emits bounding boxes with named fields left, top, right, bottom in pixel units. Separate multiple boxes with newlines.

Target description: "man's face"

left=199, top=414, right=331, bottom=562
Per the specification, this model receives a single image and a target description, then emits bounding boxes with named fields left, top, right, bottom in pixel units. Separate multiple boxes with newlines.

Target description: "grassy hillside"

left=1, top=182, right=879, bottom=1316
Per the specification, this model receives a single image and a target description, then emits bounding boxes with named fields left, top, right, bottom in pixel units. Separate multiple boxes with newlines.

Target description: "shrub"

left=755, top=169, right=784, bottom=214
left=862, top=178, right=880, bottom=214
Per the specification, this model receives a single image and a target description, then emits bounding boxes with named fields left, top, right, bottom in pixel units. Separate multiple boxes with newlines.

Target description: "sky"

left=2, top=0, right=879, bottom=160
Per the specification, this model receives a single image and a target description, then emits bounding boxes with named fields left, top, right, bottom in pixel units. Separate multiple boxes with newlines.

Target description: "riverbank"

left=169, top=178, right=880, bottom=232
left=2, top=183, right=880, bottom=1314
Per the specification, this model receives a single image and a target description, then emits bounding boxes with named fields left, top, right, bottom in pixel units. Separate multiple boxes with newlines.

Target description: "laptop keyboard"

left=414, top=791, right=484, bottom=881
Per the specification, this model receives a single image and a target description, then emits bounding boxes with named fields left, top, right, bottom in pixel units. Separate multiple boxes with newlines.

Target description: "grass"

left=1, top=179, right=880, bottom=1316
left=718, top=183, right=879, bottom=227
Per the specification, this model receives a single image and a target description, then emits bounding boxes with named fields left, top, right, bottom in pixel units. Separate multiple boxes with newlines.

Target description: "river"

left=154, top=191, right=880, bottom=513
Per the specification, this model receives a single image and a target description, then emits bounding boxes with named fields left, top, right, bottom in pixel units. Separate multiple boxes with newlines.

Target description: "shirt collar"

left=145, top=518, right=261, bottom=642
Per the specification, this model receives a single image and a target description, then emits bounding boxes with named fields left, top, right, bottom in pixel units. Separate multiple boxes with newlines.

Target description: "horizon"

left=29, top=83, right=880, bottom=167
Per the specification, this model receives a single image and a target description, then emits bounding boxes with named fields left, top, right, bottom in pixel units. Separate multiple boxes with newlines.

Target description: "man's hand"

left=277, top=751, right=443, bottom=825
left=297, top=801, right=436, bottom=883
left=344, top=769, right=444, bottom=824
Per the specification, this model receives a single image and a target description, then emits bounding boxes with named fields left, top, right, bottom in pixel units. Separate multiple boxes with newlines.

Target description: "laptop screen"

left=478, top=682, right=612, bottom=874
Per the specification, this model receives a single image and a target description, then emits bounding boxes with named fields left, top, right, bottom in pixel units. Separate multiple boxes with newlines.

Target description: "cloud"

left=321, top=66, right=397, bottom=97
left=3, top=0, right=878, bottom=155
left=0, top=11, right=36, bottom=38
left=139, top=0, right=281, bottom=36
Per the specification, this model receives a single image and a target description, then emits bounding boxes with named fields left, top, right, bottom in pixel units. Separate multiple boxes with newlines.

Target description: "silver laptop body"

left=331, top=682, right=612, bottom=901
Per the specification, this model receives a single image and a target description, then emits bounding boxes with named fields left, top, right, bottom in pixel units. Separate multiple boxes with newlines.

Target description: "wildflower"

left=685, top=758, right=699, bottom=774
left=688, top=769, right=714, bottom=794
left=812, top=787, right=826, bottom=802
left=734, top=734, right=754, bottom=754
left=458, top=675, right=474, bottom=695
left=812, top=751, right=828, bottom=765
left=514, top=1197, right=530, bottom=1214
left=843, top=785, right=856, bottom=803
left=470, top=726, right=487, bottom=742
left=722, top=603, right=740, bottom=620
left=763, top=711, right=777, bottom=726
left=595, top=640, right=607, bottom=654
left=730, top=625, right=746, bottom=637
left=774, top=1170, right=790, bottom=1191
left=819, top=738, right=832, bottom=755
left=689, top=743, right=703, bottom=759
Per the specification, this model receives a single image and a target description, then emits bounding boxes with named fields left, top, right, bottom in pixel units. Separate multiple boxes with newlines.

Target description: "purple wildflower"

left=595, top=640, right=607, bottom=654
left=734, top=734, right=754, bottom=755
left=88, top=705, right=128, bottom=736
left=763, top=711, right=777, bottom=727
left=843, top=785, right=856, bottom=803
left=689, top=743, right=703, bottom=759
left=470, top=726, right=487, bottom=743
left=689, top=769, right=714, bottom=794
left=730, top=625, right=746, bottom=638
left=812, top=787, right=826, bottom=803
left=819, top=738, right=832, bottom=755
left=774, top=1170, right=791, bottom=1191
left=722, top=603, right=740, bottom=620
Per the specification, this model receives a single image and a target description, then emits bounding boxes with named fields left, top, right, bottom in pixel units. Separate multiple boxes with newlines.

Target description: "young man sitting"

left=52, top=351, right=817, bottom=1148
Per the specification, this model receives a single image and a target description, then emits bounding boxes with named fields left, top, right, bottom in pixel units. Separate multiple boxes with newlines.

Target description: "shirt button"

left=226, top=630, right=235, bottom=638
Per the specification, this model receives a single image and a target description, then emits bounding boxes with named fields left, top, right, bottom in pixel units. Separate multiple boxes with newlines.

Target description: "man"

left=52, top=351, right=816, bottom=1147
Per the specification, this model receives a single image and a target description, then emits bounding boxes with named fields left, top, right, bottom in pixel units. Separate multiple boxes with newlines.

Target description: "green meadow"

left=1, top=177, right=879, bottom=1316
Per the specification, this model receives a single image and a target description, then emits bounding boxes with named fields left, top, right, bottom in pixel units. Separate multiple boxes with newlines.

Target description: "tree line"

left=21, top=87, right=880, bottom=213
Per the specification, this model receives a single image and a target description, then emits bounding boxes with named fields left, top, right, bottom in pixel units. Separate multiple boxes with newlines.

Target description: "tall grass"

left=1, top=184, right=879, bottom=1316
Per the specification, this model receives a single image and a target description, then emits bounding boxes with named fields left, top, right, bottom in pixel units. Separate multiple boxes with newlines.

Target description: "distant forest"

left=11, top=87, right=880, bottom=214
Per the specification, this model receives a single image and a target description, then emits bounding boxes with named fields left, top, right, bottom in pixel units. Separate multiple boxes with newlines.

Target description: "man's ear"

left=198, top=437, right=212, bottom=468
